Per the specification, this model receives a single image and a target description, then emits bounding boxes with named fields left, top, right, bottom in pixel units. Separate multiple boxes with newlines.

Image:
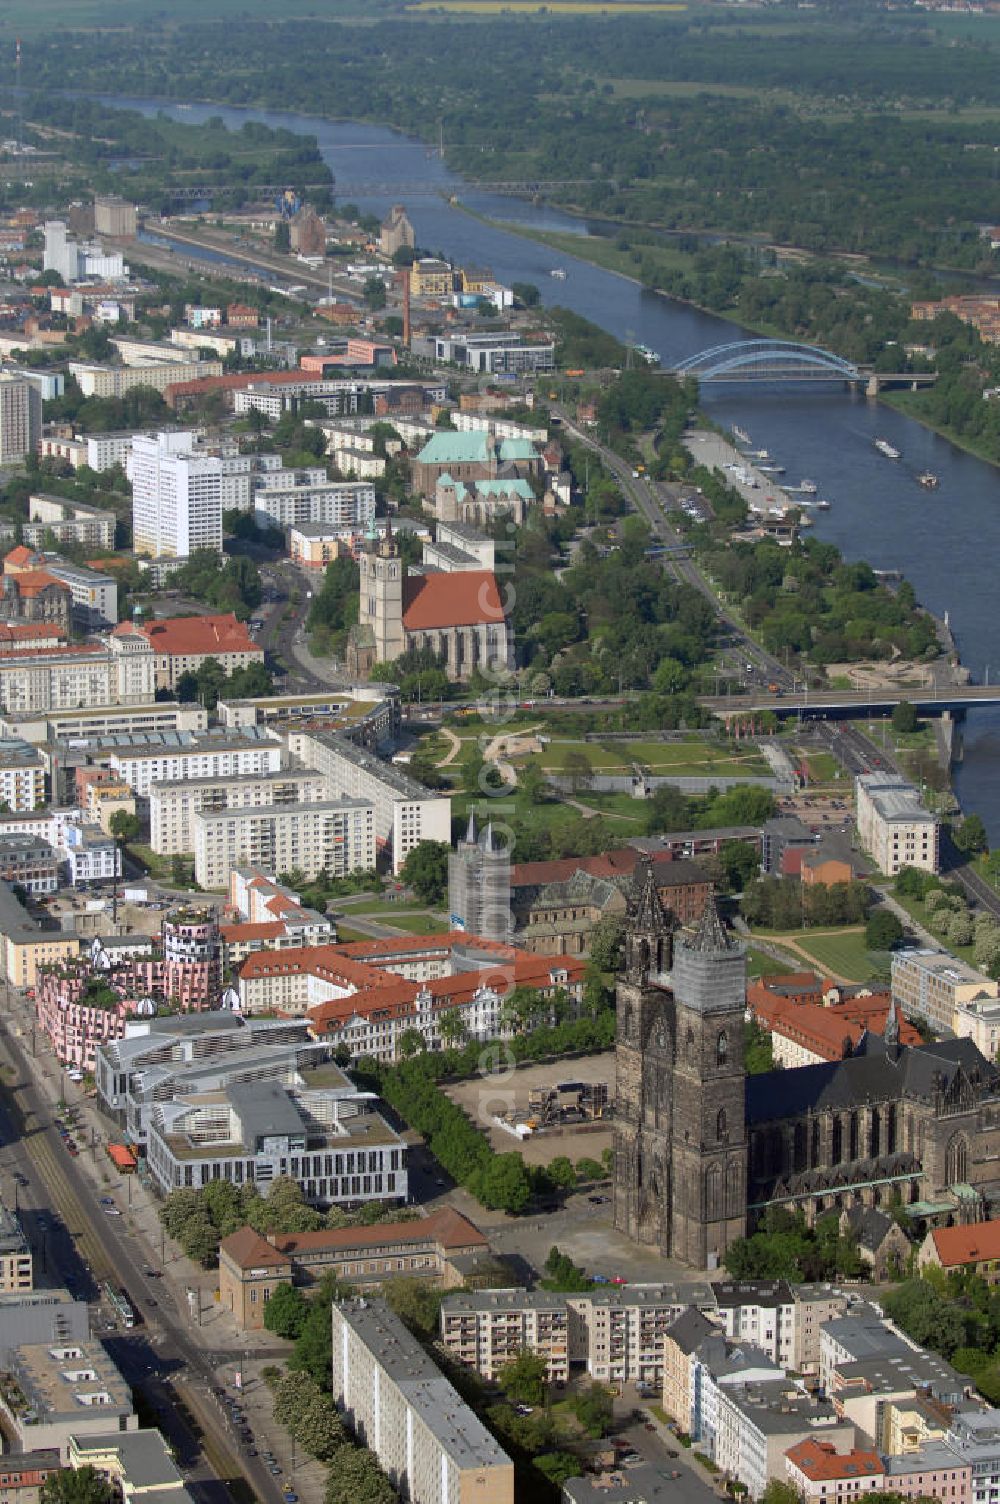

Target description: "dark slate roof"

left=745, top=1035, right=996, bottom=1125
left=843, top=1205, right=897, bottom=1253
left=665, top=1306, right=717, bottom=1355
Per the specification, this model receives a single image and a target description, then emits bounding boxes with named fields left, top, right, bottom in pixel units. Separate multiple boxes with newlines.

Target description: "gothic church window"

left=945, top=1134, right=968, bottom=1185
left=717, top=1108, right=727, bottom=1141
left=716, top=1030, right=728, bottom=1067
left=706, top=1164, right=722, bottom=1220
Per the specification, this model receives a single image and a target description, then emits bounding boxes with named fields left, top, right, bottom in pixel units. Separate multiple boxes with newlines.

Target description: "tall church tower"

left=667, top=897, right=748, bottom=1269
left=358, top=519, right=404, bottom=664
left=447, top=813, right=511, bottom=942
left=613, top=857, right=675, bottom=1248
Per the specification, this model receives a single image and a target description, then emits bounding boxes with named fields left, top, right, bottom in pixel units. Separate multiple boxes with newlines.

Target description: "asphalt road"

left=0, top=986, right=291, bottom=1504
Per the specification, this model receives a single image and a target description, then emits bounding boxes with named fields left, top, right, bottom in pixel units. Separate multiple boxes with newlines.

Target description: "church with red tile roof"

left=352, top=523, right=512, bottom=681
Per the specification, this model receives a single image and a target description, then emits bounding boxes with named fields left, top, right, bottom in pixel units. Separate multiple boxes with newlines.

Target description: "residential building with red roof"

left=0, top=622, right=65, bottom=653
left=918, top=1218, right=1000, bottom=1281
left=219, top=1207, right=493, bottom=1329
left=235, top=929, right=585, bottom=1059
left=748, top=972, right=920, bottom=1067
left=0, top=546, right=72, bottom=632
left=220, top=865, right=335, bottom=964
left=113, top=612, right=263, bottom=691
left=785, top=1440, right=885, bottom=1503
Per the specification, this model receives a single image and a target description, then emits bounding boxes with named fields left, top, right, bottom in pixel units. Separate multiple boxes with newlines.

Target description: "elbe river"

left=107, top=96, right=1000, bottom=838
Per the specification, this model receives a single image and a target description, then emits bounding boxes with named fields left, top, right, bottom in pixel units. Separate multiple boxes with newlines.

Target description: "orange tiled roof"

left=929, top=1218, right=1000, bottom=1268
left=786, top=1440, right=883, bottom=1482
left=750, top=988, right=919, bottom=1061
left=4, top=544, right=40, bottom=569
left=8, top=569, right=68, bottom=598
left=219, top=1226, right=292, bottom=1270
left=116, top=612, right=257, bottom=657
left=272, top=1207, right=487, bottom=1257
left=401, top=571, right=505, bottom=631
left=0, top=623, right=63, bottom=645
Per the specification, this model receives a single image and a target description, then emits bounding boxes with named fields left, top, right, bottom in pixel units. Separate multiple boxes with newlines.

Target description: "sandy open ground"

left=444, top=1050, right=614, bottom=1166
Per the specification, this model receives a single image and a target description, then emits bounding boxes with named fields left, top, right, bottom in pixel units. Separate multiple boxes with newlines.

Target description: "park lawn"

left=130, top=843, right=173, bottom=884
left=341, top=896, right=421, bottom=914
left=798, top=750, right=840, bottom=783
left=376, top=913, right=451, bottom=935
left=450, top=781, right=644, bottom=844
left=757, top=928, right=889, bottom=984
left=744, top=944, right=800, bottom=978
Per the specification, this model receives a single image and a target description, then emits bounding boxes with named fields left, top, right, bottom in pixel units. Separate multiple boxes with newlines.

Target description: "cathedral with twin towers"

left=613, top=857, right=1000, bottom=1268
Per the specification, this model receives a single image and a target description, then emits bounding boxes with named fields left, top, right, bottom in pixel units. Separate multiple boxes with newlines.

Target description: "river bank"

left=488, top=216, right=1000, bottom=473
left=93, top=91, right=1000, bottom=840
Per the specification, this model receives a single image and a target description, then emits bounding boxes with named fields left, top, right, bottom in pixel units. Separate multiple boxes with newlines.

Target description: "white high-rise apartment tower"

left=129, top=431, right=224, bottom=559
left=0, top=374, right=41, bottom=464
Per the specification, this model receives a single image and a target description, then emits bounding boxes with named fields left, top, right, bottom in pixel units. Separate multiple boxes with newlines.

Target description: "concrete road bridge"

left=701, top=684, right=1000, bottom=721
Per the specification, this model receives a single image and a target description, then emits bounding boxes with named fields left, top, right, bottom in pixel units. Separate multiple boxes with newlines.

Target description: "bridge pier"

left=867, top=374, right=880, bottom=397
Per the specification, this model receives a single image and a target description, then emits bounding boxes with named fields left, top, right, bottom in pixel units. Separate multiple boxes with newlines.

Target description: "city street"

left=0, top=981, right=327, bottom=1504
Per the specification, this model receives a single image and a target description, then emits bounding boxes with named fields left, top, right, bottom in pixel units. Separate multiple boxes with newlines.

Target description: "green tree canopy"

left=866, top=907, right=904, bottom=951
left=325, top=1446, right=396, bottom=1504
left=400, top=839, right=450, bottom=904
left=497, top=1348, right=549, bottom=1406
left=41, top=1469, right=115, bottom=1504
left=263, top=1282, right=310, bottom=1340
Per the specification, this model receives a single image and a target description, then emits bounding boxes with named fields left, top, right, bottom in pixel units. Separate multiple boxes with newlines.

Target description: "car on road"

left=103, top=1206, right=121, bottom=1217
left=283, top=1493, right=298, bottom=1503
left=13, top=1172, right=27, bottom=1186
left=587, top=1194, right=608, bottom=1204
left=100, top=1197, right=115, bottom=1207
left=268, top=1464, right=282, bottom=1476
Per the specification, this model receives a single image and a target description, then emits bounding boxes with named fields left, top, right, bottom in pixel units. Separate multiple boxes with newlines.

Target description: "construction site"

left=444, top=1051, right=615, bottom=1168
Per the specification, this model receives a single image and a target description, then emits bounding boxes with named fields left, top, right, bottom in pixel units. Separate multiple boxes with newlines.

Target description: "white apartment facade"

left=26, top=496, right=116, bottom=551
left=129, top=431, right=224, bottom=558
left=286, top=729, right=450, bottom=874
left=193, top=798, right=375, bottom=888
left=69, top=358, right=220, bottom=399
left=252, top=476, right=376, bottom=530
left=855, top=771, right=940, bottom=875
left=150, top=768, right=330, bottom=856
left=0, top=743, right=46, bottom=813
left=440, top=1292, right=572, bottom=1383
left=108, top=736, right=284, bottom=799
left=441, top=1286, right=692, bottom=1389
left=0, top=642, right=154, bottom=717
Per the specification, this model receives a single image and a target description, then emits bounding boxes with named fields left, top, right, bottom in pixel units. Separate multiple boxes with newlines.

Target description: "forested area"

left=698, top=534, right=940, bottom=663
left=20, top=96, right=332, bottom=213
left=12, top=13, right=1000, bottom=268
